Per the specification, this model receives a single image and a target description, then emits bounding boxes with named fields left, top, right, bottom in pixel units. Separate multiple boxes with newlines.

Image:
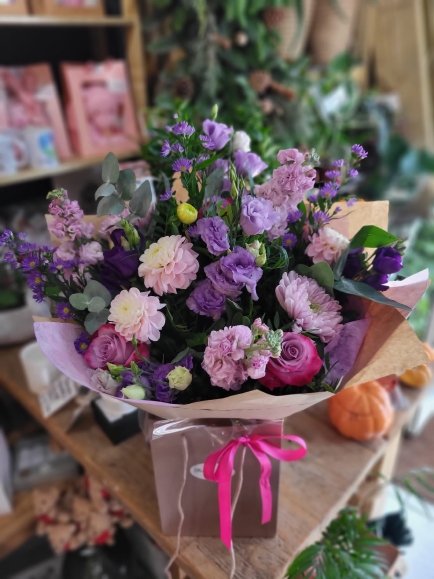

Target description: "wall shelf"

left=0, top=15, right=135, bottom=27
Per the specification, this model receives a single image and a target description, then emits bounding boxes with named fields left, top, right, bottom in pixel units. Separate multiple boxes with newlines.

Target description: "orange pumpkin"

left=399, top=343, right=434, bottom=388
left=328, top=380, right=394, bottom=441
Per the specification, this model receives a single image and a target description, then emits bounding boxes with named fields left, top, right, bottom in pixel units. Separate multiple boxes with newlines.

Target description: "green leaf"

left=203, top=167, right=224, bottom=201
left=87, top=296, right=106, bottom=313
left=334, top=278, right=411, bottom=310
left=295, top=262, right=334, bottom=289
left=95, top=183, right=116, bottom=199
left=225, top=298, right=242, bottom=324
left=69, top=293, right=90, bottom=310
left=44, top=285, right=61, bottom=298
left=147, top=36, right=179, bottom=54
left=129, top=180, right=153, bottom=217
left=186, top=334, right=207, bottom=347
left=102, top=152, right=119, bottom=184
left=84, top=308, right=110, bottom=335
left=196, top=156, right=218, bottom=171
left=232, top=312, right=244, bottom=326
left=350, top=225, right=399, bottom=250
left=83, top=280, right=111, bottom=306
left=171, top=347, right=190, bottom=364
left=97, top=193, right=125, bottom=216
left=242, top=316, right=251, bottom=327
left=118, top=169, right=136, bottom=200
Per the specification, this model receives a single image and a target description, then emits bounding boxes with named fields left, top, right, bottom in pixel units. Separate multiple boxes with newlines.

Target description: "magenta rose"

left=84, top=324, right=150, bottom=369
left=259, top=332, right=322, bottom=389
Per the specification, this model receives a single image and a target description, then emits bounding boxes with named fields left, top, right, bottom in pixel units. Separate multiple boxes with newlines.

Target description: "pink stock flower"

left=276, top=271, right=342, bottom=343
left=79, top=241, right=103, bottom=266
left=202, top=347, right=249, bottom=391
left=207, top=325, right=253, bottom=361
left=305, top=227, right=349, bottom=265
left=55, top=241, right=77, bottom=261
left=247, top=353, right=270, bottom=380
left=80, top=222, right=95, bottom=239
left=48, top=218, right=66, bottom=239
left=138, top=235, right=199, bottom=295
left=252, top=318, right=269, bottom=334
left=63, top=199, right=84, bottom=220
left=276, top=148, right=307, bottom=165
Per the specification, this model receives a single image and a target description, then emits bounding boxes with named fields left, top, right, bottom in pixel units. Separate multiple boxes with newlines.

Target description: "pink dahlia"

left=108, top=288, right=165, bottom=343
left=138, top=235, right=199, bottom=295
left=305, top=227, right=349, bottom=265
left=276, top=271, right=342, bottom=343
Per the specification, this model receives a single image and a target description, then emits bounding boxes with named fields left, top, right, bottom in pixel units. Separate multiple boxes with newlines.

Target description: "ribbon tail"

left=249, top=443, right=273, bottom=525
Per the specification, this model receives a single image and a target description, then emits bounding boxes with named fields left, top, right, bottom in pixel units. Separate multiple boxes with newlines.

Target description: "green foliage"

left=295, top=262, right=334, bottom=290
left=102, top=152, right=120, bottom=184
left=84, top=309, right=110, bottom=335
left=334, top=278, right=410, bottom=311
left=349, top=226, right=399, bottom=250
left=69, top=280, right=112, bottom=332
left=129, top=180, right=153, bottom=217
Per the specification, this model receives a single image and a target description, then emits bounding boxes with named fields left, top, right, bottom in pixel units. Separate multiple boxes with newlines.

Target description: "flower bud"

left=120, top=235, right=130, bottom=250
left=167, top=367, right=193, bottom=391
left=122, top=385, right=146, bottom=400
left=107, top=363, right=125, bottom=377
left=246, top=240, right=266, bottom=266
left=177, top=203, right=198, bottom=225
left=211, top=104, right=219, bottom=120
left=232, top=130, right=251, bottom=152
left=230, top=182, right=238, bottom=200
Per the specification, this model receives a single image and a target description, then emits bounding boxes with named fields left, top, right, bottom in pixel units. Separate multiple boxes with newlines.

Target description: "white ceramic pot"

left=0, top=289, right=49, bottom=346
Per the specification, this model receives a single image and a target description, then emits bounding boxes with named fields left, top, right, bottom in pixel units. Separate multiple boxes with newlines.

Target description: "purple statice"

left=26, top=270, right=44, bottom=289
left=0, top=229, right=13, bottom=245
left=282, top=233, right=297, bottom=250
left=4, top=252, right=18, bottom=268
left=160, top=189, right=173, bottom=201
left=205, top=260, right=243, bottom=299
left=200, top=134, right=216, bottom=150
left=333, top=159, right=344, bottom=168
left=324, top=170, right=340, bottom=180
left=346, top=197, right=357, bottom=207
left=74, top=332, right=91, bottom=355
left=202, top=120, right=232, bottom=150
left=313, top=211, right=330, bottom=227
left=364, top=273, right=388, bottom=291
left=220, top=246, right=263, bottom=300
left=21, top=253, right=40, bottom=272
left=307, top=193, right=318, bottom=203
left=187, top=224, right=199, bottom=239
left=56, top=302, right=73, bottom=320
left=171, top=143, right=184, bottom=153
left=319, top=182, right=339, bottom=200
left=372, top=246, right=403, bottom=275
left=186, top=279, right=226, bottom=320
left=172, top=121, right=195, bottom=136
left=196, top=217, right=230, bottom=255
left=234, top=150, right=267, bottom=178
left=287, top=209, right=303, bottom=223
left=161, top=140, right=171, bottom=157
left=172, top=158, right=193, bottom=173
left=240, top=195, right=279, bottom=237
left=349, top=169, right=359, bottom=178
left=351, top=144, right=368, bottom=159
left=48, top=259, right=74, bottom=274
left=18, top=242, right=38, bottom=254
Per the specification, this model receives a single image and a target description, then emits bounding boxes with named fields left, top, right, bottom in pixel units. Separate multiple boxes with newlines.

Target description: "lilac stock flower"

left=160, top=189, right=173, bottom=201
left=373, top=246, right=403, bottom=275
left=346, top=197, right=357, bottom=207
left=172, top=158, right=193, bottom=173
left=333, top=159, right=344, bottom=168
left=202, top=119, right=232, bottom=150
left=100, top=227, right=143, bottom=292
left=4, top=252, right=18, bottom=268
left=196, top=217, right=230, bottom=255
left=325, top=170, right=340, bottom=180
left=320, top=182, right=339, bottom=200
left=343, top=247, right=364, bottom=278
left=171, top=143, right=184, bottom=153
left=205, top=260, right=243, bottom=299
left=365, top=273, right=389, bottom=291
left=240, top=195, right=279, bottom=236
left=186, top=279, right=226, bottom=320
left=161, top=140, right=171, bottom=157
left=18, top=242, right=37, bottom=254
left=351, top=144, right=368, bottom=159
left=74, top=332, right=91, bottom=355
left=56, top=302, right=73, bottom=320
left=220, top=246, right=263, bottom=300
left=234, top=150, right=267, bottom=178
left=313, top=211, right=330, bottom=227
left=172, top=121, right=195, bottom=136
left=0, top=229, right=13, bottom=245
left=282, top=233, right=297, bottom=250
left=349, top=169, right=359, bottom=178
left=22, top=253, right=40, bottom=272
left=200, top=135, right=216, bottom=150
left=287, top=209, right=303, bottom=223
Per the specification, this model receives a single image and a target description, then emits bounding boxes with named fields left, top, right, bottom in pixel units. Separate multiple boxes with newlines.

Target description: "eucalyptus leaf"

left=118, top=169, right=136, bottom=200
left=203, top=167, right=224, bottom=201
left=350, top=225, right=399, bottom=250
left=102, top=152, right=119, bottom=184
left=95, top=183, right=116, bottom=200
left=97, top=194, right=125, bottom=216
left=87, top=296, right=107, bottom=313
left=83, top=280, right=112, bottom=306
left=130, top=180, right=153, bottom=217
left=69, top=293, right=90, bottom=310
left=84, top=308, right=110, bottom=335
left=334, top=278, right=411, bottom=310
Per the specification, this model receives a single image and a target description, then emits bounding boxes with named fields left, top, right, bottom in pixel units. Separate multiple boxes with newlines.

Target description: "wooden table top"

left=0, top=346, right=422, bottom=579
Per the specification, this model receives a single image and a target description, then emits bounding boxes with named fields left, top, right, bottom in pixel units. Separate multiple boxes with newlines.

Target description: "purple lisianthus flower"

left=373, top=246, right=403, bottom=275
left=196, top=217, right=230, bottom=255
left=365, top=273, right=389, bottom=291
left=282, top=233, right=297, bottom=249
left=220, top=246, right=263, bottom=300
left=343, top=247, right=364, bottom=278
left=119, top=370, right=135, bottom=391
left=349, top=169, right=359, bottom=178
left=240, top=195, right=279, bottom=236
left=18, top=242, right=38, bottom=254
left=319, top=182, right=339, bottom=200
left=346, top=197, right=357, bottom=207
left=172, top=158, right=193, bottom=173
left=234, top=150, right=267, bottom=178
left=178, top=354, right=193, bottom=371
left=333, top=159, right=344, bottom=168
left=171, top=143, right=184, bottom=153
left=313, top=211, right=330, bottom=227
left=351, top=144, right=368, bottom=159
left=57, top=301, right=73, bottom=320
left=161, top=140, right=171, bottom=157
left=325, top=170, right=340, bottom=180
left=205, top=261, right=243, bottom=299
left=199, top=135, right=216, bottom=150
left=0, top=229, right=13, bottom=245
left=186, top=279, right=226, bottom=320
left=4, top=252, right=18, bottom=268
left=172, top=121, right=195, bottom=136
left=160, top=189, right=173, bottom=201
left=22, top=253, right=40, bottom=272
left=100, top=228, right=144, bottom=292
left=202, top=119, right=232, bottom=150
left=149, top=363, right=176, bottom=403
left=74, top=332, right=91, bottom=355
left=287, top=209, right=303, bottom=223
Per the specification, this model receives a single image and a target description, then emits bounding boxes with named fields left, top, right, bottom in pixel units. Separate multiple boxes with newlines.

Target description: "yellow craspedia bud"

left=177, top=202, right=198, bottom=225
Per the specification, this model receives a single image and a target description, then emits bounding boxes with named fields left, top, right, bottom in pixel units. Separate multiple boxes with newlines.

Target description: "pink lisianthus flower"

left=138, top=235, right=199, bottom=295
left=108, top=288, right=165, bottom=343
left=84, top=324, right=150, bottom=369
left=79, top=241, right=103, bottom=266
left=305, top=227, right=349, bottom=265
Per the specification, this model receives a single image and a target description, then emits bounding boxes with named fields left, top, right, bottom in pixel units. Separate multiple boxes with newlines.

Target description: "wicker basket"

left=263, top=0, right=317, bottom=61
left=309, top=0, right=360, bottom=64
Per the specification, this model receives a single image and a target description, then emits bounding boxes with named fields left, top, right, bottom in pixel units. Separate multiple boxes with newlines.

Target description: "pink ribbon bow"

left=203, top=433, right=307, bottom=549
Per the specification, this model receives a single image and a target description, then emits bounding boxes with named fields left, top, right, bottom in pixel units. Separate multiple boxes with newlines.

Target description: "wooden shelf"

left=0, top=15, right=135, bottom=27
left=0, top=152, right=139, bottom=187
left=0, top=491, right=36, bottom=559
left=0, top=346, right=425, bottom=579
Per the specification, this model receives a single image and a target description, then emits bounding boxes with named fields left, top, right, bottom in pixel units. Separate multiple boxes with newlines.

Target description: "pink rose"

left=259, top=332, right=322, bottom=389
left=84, top=324, right=150, bottom=369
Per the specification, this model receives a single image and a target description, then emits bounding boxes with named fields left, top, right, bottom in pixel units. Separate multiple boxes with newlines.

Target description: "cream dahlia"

left=276, top=271, right=342, bottom=343
left=138, top=235, right=199, bottom=295
left=108, top=288, right=165, bottom=343
left=305, top=227, right=349, bottom=265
